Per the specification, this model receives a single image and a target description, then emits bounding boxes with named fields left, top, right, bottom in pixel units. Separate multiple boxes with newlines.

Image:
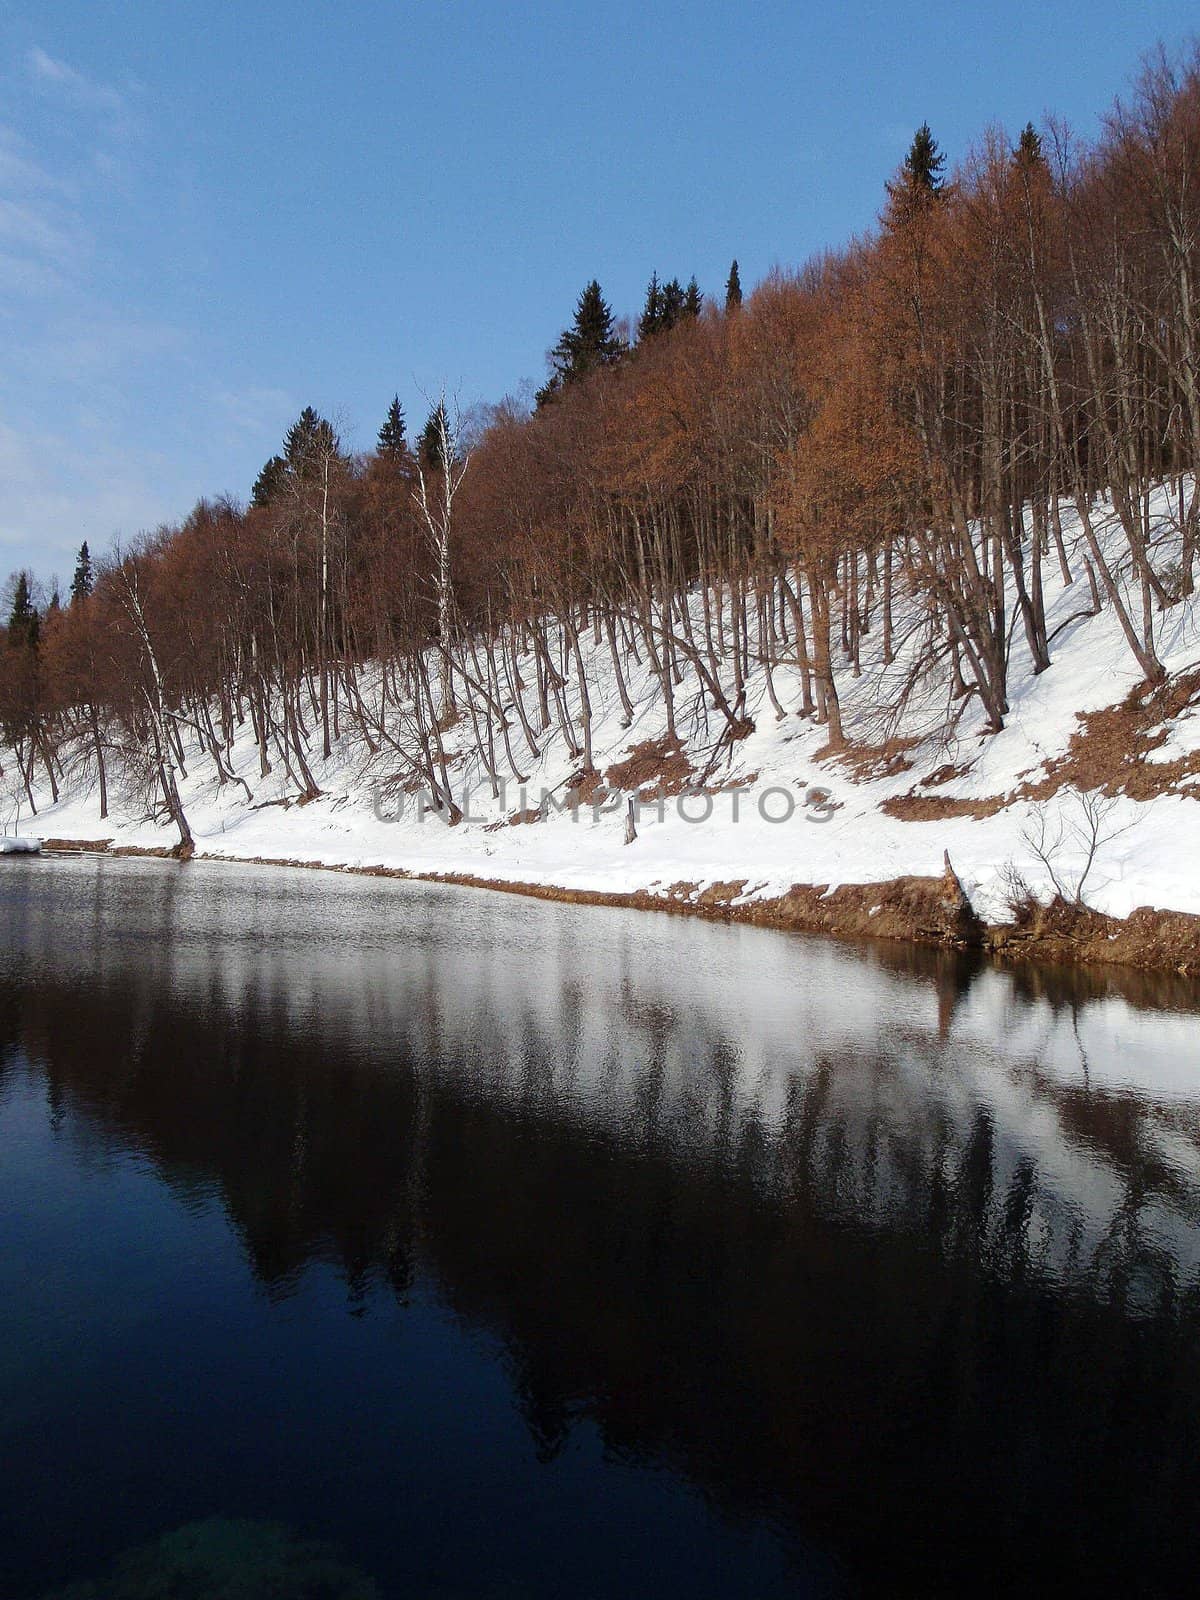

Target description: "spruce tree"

left=6, top=572, right=39, bottom=651
left=252, top=408, right=342, bottom=506
left=419, top=403, right=450, bottom=471
left=538, top=280, right=624, bottom=404
left=724, top=259, right=743, bottom=311
left=377, top=395, right=408, bottom=458
left=284, top=406, right=340, bottom=478
left=70, top=541, right=94, bottom=606
left=251, top=455, right=288, bottom=508
left=885, top=124, right=947, bottom=227
left=638, top=272, right=664, bottom=341
left=660, top=277, right=686, bottom=332
left=905, top=123, right=946, bottom=192
left=638, top=273, right=700, bottom=340
left=1014, top=121, right=1043, bottom=169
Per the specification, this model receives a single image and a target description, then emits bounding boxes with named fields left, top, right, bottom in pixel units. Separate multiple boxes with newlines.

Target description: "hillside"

left=11, top=483, right=1200, bottom=968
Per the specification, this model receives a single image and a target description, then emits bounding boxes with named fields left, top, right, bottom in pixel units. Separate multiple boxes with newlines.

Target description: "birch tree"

left=414, top=394, right=469, bottom=719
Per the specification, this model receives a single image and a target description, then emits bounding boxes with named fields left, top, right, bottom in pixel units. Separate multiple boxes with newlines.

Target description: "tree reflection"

left=3, top=865, right=1200, bottom=1597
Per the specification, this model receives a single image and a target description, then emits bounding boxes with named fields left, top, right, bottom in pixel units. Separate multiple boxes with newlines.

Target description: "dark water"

left=1, top=859, right=1199, bottom=1598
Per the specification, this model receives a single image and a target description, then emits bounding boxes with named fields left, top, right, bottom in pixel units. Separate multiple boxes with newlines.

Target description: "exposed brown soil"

left=488, top=807, right=542, bottom=830
left=1020, top=671, right=1200, bottom=803
left=835, top=737, right=920, bottom=780
left=605, top=735, right=693, bottom=798
left=34, top=835, right=1200, bottom=978
left=697, top=878, right=752, bottom=907
left=884, top=672, right=1200, bottom=820
left=881, top=794, right=1007, bottom=821
left=921, top=762, right=973, bottom=789
left=564, top=767, right=607, bottom=807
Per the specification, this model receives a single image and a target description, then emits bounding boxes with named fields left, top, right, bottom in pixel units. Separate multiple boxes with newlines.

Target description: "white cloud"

left=0, top=119, right=91, bottom=296
left=26, top=309, right=185, bottom=375
left=0, top=252, right=69, bottom=296
left=0, top=112, right=167, bottom=371
left=0, top=124, right=68, bottom=194
left=0, top=48, right=201, bottom=577
left=0, top=415, right=173, bottom=575
left=0, top=195, right=85, bottom=263
left=215, top=385, right=296, bottom=441
left=26, top=46, right=126, bottom=116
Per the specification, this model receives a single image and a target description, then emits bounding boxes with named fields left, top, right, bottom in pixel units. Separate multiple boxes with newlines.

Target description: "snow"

left=12, top=484, right=1200, bottom=925
left=1145, top=710, right=1200, bottom=764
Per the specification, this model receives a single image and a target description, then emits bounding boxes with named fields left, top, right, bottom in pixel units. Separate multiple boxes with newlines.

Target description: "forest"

left=3, top=46, right=1200, bottom=853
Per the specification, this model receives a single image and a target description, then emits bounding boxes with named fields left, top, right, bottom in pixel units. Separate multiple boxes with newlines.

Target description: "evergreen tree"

left=538, top=280, right=623, bottom=404
left=6, top=571, right=39, bottom=651
left=284, top=406, right=340, bottom=478
left=377, top=395, right=408, bottom=458
left=660, top=277, right=686, bottom=331
left=251, top=408, right=342, bottom=506
left=638, top=272, right=664, bottom=341
left=1014, top=121, right=1043, bottom=170
left=724, top=259, right=743, bottom=311
left=70, top=541, right=94, bottom=606
left=905, top=123, right=946, bottom=192
left=886, top=123, right=947, bottom=227
left=639, top=274, right=700, bottom=340
left=251, top=454, right=288, bottom=508
left=419, top=403, right=450, bottom=471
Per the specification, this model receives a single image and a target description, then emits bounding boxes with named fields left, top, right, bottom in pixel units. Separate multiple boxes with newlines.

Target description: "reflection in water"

left=40, top=1519, right=379, bottom=1599
left=2, top=856, right=1199, bottom=1598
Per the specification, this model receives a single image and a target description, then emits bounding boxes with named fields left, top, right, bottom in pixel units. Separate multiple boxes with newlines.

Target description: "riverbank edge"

left=32, top=835, right=1200, bottom=979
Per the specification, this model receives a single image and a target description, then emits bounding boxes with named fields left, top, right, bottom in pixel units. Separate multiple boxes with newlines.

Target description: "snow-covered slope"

left=12, top=486, right=1200, bottom=926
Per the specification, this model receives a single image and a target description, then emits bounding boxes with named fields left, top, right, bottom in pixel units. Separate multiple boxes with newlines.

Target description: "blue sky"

left=1, top=0, right=1197, bottom=587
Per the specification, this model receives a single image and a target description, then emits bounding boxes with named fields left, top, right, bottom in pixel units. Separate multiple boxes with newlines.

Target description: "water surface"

left=1, top=857, right=1198, bottom=1596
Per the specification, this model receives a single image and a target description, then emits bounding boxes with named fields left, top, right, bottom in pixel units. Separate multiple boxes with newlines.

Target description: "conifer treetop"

left=885, top=123, right=948, bottom=226
left=725, top=259, right=743, bottom=311
left=1014, top=121, right=1044, bottom=169
left=70, top=542, right=94, bottom=606
left=378, top=395, right=408, bottom=458
left=538, top=280, right=624, bottom=404
left=5, top=571, right=39, bottom=652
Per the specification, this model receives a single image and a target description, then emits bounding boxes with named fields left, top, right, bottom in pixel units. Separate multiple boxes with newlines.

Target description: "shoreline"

left=32, top=836, right=1200, bottom=981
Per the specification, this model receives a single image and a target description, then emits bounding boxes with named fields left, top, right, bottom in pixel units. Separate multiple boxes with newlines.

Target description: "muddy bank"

left=30, top=835, right=1200, bottom=981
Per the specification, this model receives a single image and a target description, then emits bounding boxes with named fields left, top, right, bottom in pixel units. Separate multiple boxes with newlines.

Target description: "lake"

left=1, top=857, right=1198, bottom=1597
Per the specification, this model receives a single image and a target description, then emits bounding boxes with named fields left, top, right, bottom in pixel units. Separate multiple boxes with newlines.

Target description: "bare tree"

left=111, top=548, right=194, bottom=857
left=414, top=393, right=470, bottom=718
left=1022, top=789, right=1135, bottom=908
